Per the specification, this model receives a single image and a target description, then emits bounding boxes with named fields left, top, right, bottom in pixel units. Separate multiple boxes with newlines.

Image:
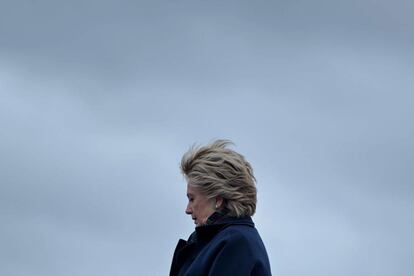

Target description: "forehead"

left=186, top=183, right=202, bottom=196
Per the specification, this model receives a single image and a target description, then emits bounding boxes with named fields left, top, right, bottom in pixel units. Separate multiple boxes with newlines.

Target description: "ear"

left=215, top=197, right=224, bottom=209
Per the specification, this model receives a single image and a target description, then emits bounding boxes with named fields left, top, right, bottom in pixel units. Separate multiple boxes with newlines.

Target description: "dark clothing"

left=170, top=215, right=272, bottom=276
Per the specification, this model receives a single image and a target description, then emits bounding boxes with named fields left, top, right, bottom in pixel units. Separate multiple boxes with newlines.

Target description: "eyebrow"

left=187, top=193, right=194, bottom=198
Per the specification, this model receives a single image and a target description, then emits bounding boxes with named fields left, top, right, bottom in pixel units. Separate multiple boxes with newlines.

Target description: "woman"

left=170, top=140, right=272, bottom=276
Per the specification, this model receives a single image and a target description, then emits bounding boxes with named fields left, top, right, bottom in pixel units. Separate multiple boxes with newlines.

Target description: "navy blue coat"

left=170, top=216, right=271, bottom=276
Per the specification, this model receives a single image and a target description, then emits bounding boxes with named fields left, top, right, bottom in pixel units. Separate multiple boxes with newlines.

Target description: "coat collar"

left=194, top=215, right=255, bottom=242
left=170, top=216, right=255, bottom=276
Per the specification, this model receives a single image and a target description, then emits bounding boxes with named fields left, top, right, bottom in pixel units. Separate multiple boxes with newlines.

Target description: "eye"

left=189, top=198, right=194, bottom=202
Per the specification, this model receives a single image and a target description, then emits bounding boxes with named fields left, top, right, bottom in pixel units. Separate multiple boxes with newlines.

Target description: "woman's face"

left=185, top=184, right=215, bottom=226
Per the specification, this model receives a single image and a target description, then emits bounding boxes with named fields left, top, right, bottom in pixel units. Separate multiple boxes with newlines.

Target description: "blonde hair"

left=180, top=139, right=257, bottom=217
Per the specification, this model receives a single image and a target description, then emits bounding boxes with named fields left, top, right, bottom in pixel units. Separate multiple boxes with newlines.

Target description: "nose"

left=185, top=202, right=191, bottom=215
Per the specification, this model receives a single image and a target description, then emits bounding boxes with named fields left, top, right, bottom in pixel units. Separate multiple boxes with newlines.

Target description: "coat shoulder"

left=212, top=223, right=269, bottom=258
left=204, top=223, right=272, bottom=275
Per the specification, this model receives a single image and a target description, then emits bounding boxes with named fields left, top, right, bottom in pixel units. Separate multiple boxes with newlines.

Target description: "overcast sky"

left=1, top=0, right=413, bottom=275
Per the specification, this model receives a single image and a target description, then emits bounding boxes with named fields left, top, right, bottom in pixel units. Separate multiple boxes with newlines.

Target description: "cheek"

left=200, top=202, right=213, bottom=215
left=195, top=202, right=206, bottom=215
left=194, top=202, right=201, bottom=210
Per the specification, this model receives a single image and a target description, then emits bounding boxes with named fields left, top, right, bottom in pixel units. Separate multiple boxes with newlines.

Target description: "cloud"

left=1, top=0, right=413, bottom=275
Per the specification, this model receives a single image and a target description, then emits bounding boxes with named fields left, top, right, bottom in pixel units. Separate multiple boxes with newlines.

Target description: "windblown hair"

left=180, top=139, right=257, bottom=217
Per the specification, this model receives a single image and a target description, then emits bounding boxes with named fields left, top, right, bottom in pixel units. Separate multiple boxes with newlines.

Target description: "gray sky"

left=1, top=0, right=413, bottom=275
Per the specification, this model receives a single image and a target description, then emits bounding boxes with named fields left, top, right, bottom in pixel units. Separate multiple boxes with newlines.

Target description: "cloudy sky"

left=1, top=0, right=413, bottom=275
